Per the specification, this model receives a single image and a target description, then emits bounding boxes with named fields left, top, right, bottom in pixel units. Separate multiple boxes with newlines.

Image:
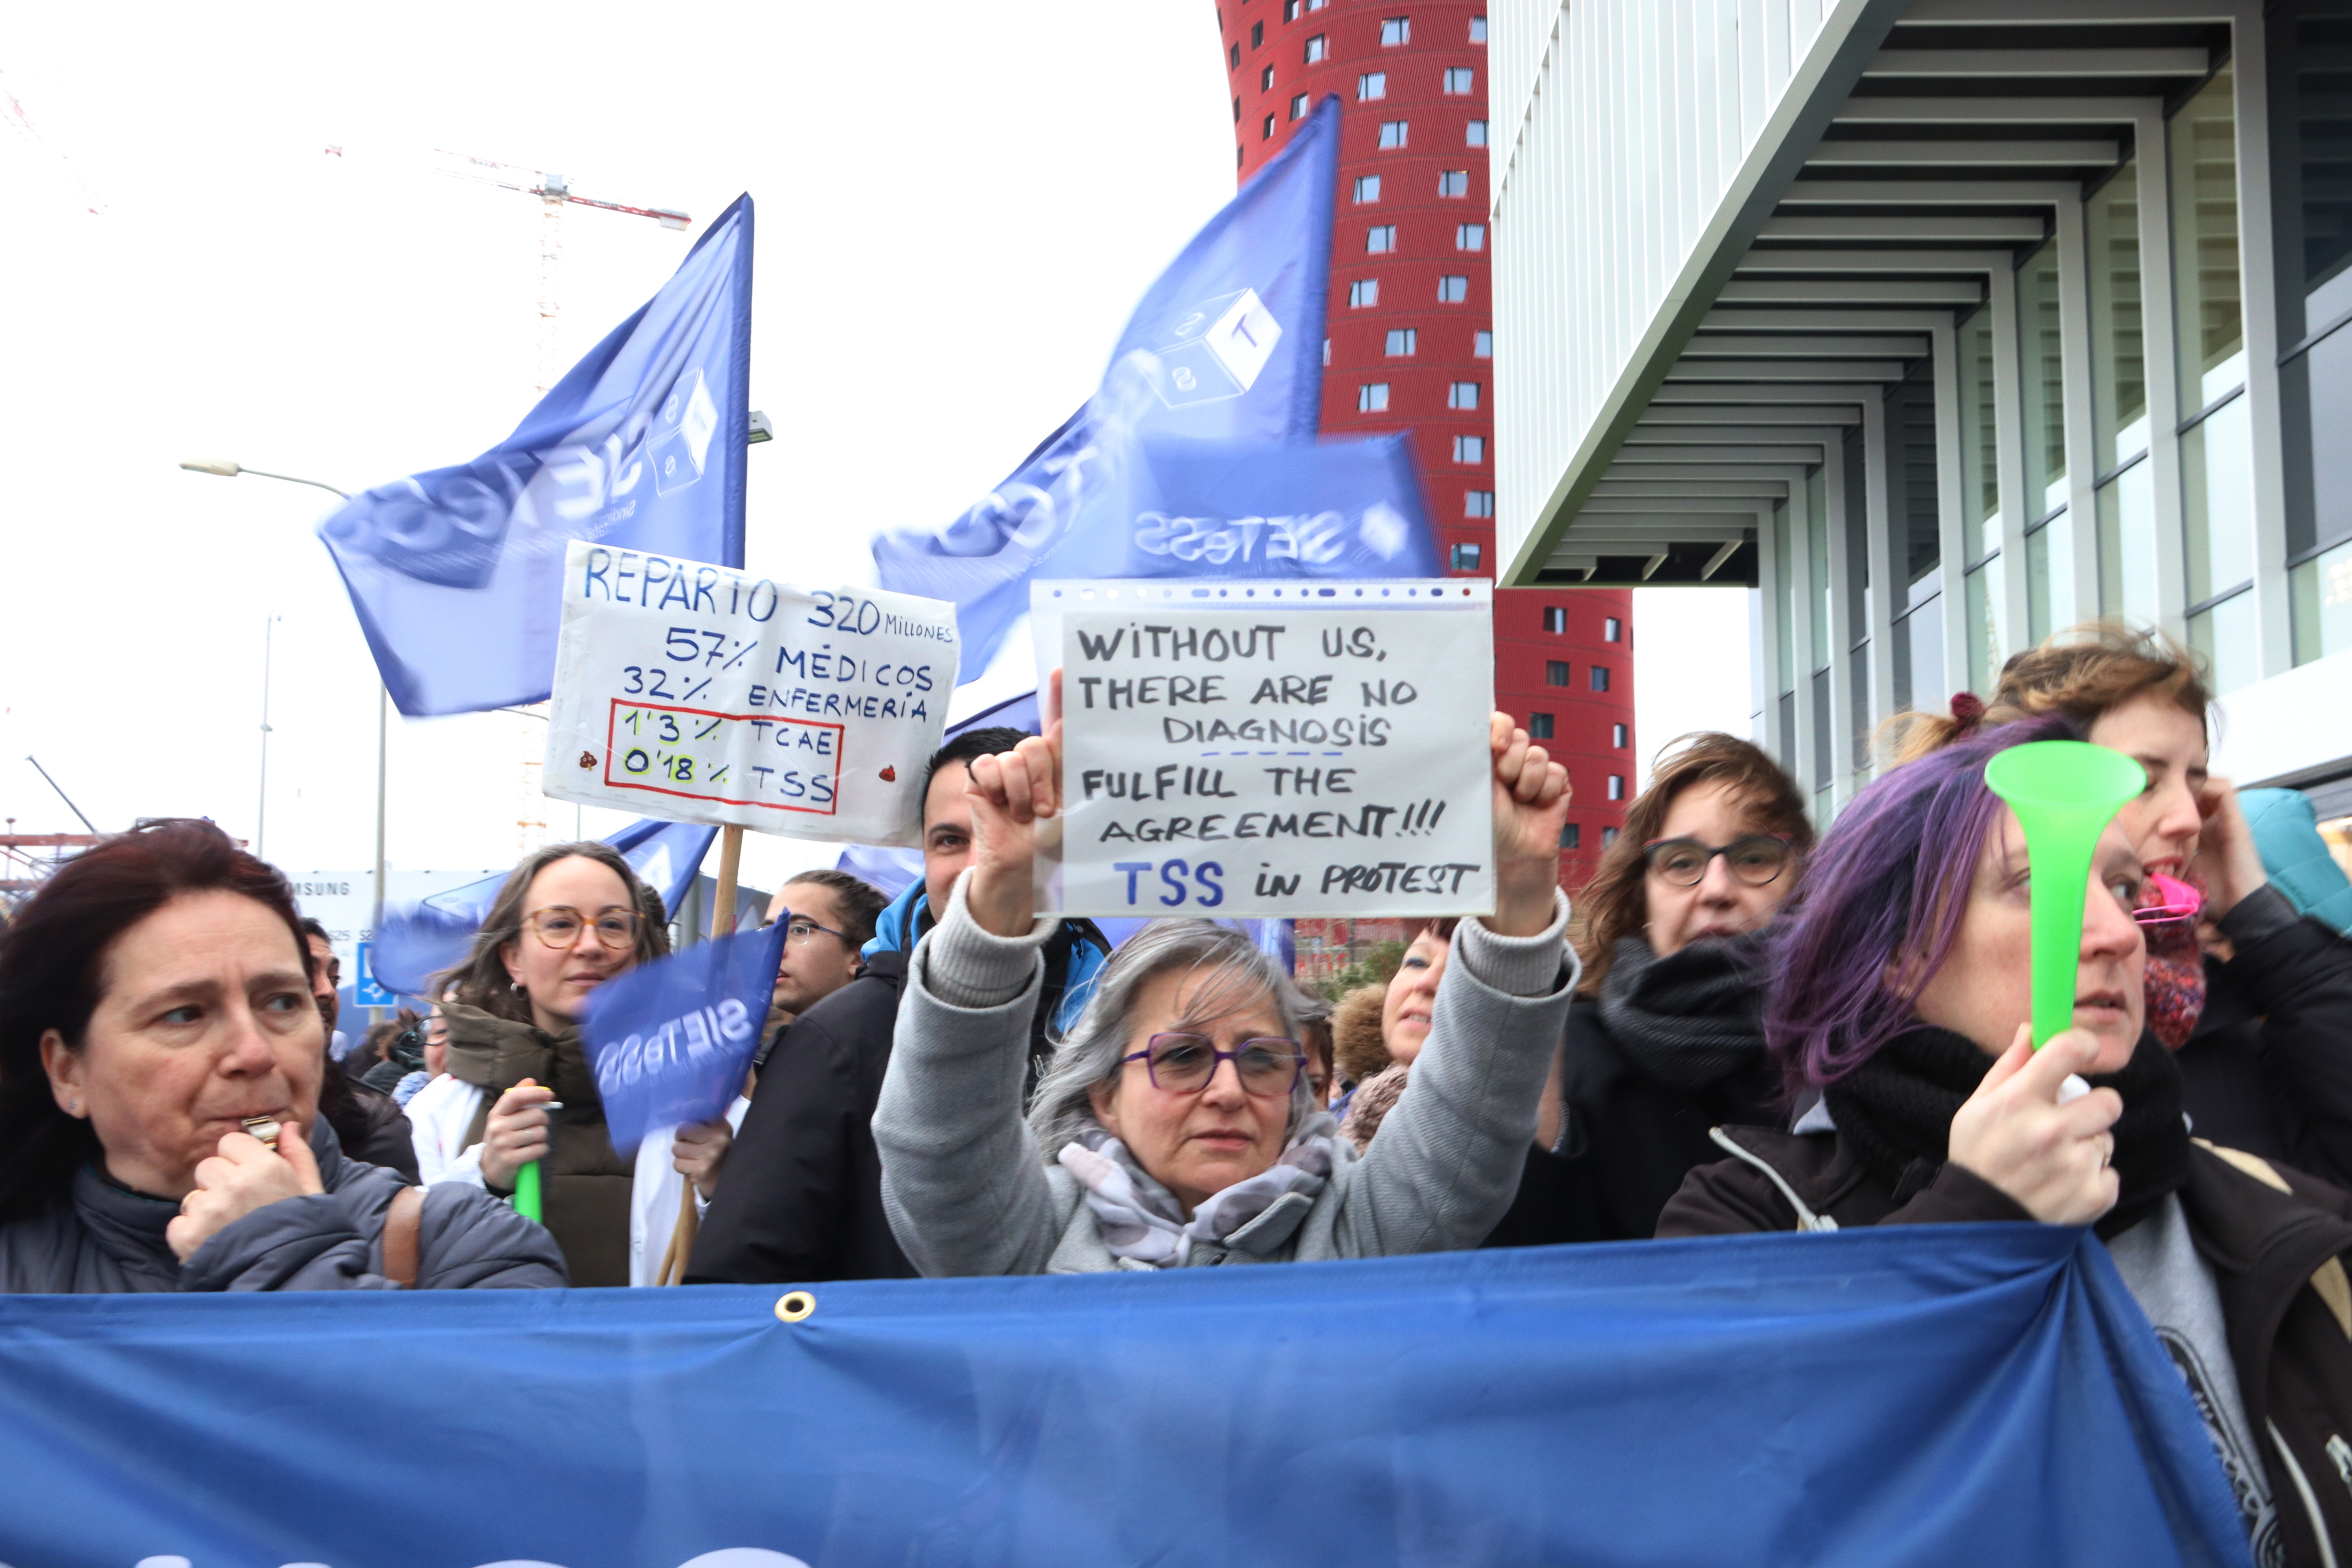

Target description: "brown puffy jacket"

left=1665, top=1126, right=2352, bottom=1567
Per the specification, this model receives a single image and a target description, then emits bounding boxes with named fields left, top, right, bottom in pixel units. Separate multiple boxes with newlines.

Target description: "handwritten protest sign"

left=1032, top=580, right=1493, bottom=918
left=544, top=541, right=957, bottom=846
left=581, top=918, right=788, bottom=1153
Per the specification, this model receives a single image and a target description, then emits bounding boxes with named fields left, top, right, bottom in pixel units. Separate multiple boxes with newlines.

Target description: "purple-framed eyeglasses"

left=1120, top=1032, right=1306, bottom=1098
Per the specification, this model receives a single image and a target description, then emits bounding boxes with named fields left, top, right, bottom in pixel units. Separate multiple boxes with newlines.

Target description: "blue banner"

left=0, top=1228, right=2250, bottom=1567
left=582, top=917, right=787, bottom=1152
left=320, top=197, right=755, bottom=716
left=874, top=99, right=1432, bottom=683
left=371, top=818, right=719, bottom=997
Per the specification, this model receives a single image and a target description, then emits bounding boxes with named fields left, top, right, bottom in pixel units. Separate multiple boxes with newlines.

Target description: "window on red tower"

left=1467, top=119, right=1489, bottom=146
left=1284, top=0, right=1299, bottom=18
left=1542, top=605, right=1567, bottom=633
left=1608, top=775, right=1626, bottom=801
left=1590, top=665, right=1611, bottom=692
left=1559, top=822, right=1581, bottom=850
left=1470, top=15, right=1488, bottom=43
left=1233, top=97, right=1242, bottom=123
left=1291, top=94, right=1309, bottom=120
left=1358, top=383, right=1390, bottom=412
left=1438, top=170, right=1468, bottom=197
left=1358, top=72, right=1387, bottom=100
left=1464, top=491, right=1494, bottom=518
left=1450, top=541, right=1482, bottom=571
left=1438, top=275, right=1468, bottom=303
left=1353, top=174, right=1381, bottom=203
left=1612, top=722, right=1628, bottom=748
left=1366, top=224, right=1397, bottom=254
left=1456, top=223, right=1487, bottom=252
left=1230, top=42, right=1241, bottom=69
left=1305, top=34, right=1329, bottom=62
left=1444, top=67, right=1476, bottom=94
left=1447, top=381, right=1480, bottom=410
left=1251, top=20, right=1264, bottom=47
left=1602, top=826, right=1619, bottom=847
left=1605, top=616, right=1623, bottom=641
left=1348, top=278, right=1379, bottom=307
left=1385, top=328, right=1416, bottom=355
left=1262, top=113, right=1276, bottom=139
left=1528, top=712, right=1555, bottom=740
left=1381, top=17, right=1411, bottom=45
left=1475, top=329, right=1493, bottom=357
left=1378, top=121, right=1408, bottom=149
left=1453, top=434, right=1484, bottom=463
left=1261, top=64, right=1275, bottom=91
left=1545, top=660, right=1569, bottom=686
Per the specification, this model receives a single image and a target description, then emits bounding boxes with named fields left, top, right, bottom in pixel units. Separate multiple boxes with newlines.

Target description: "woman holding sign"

left=872, top=678, right=1578, bottom=1274
left=408, top=841, right=669, bottom=1286
left=1662, top=718, right=2352, bottom=1566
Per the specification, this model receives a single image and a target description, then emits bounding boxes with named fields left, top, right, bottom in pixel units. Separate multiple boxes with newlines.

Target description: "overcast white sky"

left=0, top=2, right=1750, bottom=897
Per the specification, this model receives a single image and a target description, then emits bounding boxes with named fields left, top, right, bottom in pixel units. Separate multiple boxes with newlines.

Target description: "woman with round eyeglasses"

left=404, top=841, right=669, bottom=1286
left=872, top=685, right=1578, bottom=1276
left=1484, top=733, right=1816, bottom=1250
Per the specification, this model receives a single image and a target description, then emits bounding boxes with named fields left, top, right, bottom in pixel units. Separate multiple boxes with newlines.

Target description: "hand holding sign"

left=963, top=669, right=1066, bottom=938
left=1488, top=713, right=1572, bottom=937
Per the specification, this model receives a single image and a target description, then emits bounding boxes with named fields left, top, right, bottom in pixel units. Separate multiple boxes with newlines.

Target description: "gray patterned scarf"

left=1057, top=1113, right=1342, bottom=1267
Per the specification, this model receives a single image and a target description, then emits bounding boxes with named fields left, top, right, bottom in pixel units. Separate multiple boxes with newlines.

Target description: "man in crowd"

left=687, top=726, right=1109, bottom=1285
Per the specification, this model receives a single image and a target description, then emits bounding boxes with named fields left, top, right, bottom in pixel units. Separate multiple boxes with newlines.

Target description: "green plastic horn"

left=1983, top=739, right=2149, bottom=1048
left=513, top=1160, right=543, bottom=1223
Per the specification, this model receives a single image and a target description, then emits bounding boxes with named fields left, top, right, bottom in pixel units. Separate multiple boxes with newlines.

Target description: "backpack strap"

left=382, top=1185, right=426, bottom=1288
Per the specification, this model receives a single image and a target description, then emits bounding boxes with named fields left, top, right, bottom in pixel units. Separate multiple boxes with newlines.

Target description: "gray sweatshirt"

left=873, top=874, right=1580, bottom=1275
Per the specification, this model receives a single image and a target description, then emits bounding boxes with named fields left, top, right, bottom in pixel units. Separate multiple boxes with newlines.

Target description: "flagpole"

left=660, top=820, right=742, bottom=1283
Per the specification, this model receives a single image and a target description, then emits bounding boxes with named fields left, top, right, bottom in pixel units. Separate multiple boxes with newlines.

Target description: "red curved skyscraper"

left=1217, top=0, right=1636, bottom=911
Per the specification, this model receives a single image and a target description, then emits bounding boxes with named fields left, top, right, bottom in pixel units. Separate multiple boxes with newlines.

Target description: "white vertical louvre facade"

left=1489, top=0, right=2352, bottom=806
left=1489, top=0, right=1894, bottom=581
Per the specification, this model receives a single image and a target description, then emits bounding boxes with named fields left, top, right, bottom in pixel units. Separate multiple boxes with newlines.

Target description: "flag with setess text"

left=581, top=916, right=787, bottom=1153
left=0, top=1227, right=2252, bottom=1568
left=872, top=98, right=1439, bottom=685
left=318, top=197, right=754, bottom=716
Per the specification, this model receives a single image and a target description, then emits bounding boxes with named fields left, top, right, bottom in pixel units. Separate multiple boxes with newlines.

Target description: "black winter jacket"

left=2174, top=884, right=2352, bottom=1192
left=1665, top=1127, right=2352, bottom=1568
left=0, top=1120, right=566, bottom=1292
left=686, top=951, right=917, bottom=1286
left=1483, top=1005, right=1780, bottom=1247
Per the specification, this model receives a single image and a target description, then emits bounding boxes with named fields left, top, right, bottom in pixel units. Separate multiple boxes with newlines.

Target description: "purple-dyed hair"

left=1766, top=712, right=2082, bottom=1096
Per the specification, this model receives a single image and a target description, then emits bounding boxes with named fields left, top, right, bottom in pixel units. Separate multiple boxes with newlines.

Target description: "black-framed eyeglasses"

left=524, top=906, right=641, bottom=949
left=1642, top=834, right=1794, bottom=889
left=1120, top=1032, right=1306, bottom=1097
left=783, top=917, right=852, bottom=947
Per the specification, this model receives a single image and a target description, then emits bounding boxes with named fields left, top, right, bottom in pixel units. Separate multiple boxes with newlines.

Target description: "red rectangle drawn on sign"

left=600, top=700, right=846, bottom=816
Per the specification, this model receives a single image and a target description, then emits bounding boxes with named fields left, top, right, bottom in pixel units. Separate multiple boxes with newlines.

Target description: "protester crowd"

left=6, top=620, right=2352, bottom=1559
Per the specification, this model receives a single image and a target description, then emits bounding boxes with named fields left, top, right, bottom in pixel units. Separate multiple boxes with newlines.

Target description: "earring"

left=511, top=981, right=526, bottom=995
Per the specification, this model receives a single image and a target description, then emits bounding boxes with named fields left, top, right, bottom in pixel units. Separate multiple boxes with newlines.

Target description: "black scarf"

left=1823, top=1025, right=2190, bottom=1238
left=1597, top=933, right=1772, bottom=1091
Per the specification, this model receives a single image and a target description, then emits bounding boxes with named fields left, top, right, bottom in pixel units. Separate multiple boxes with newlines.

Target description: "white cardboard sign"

left=1033, top=580, right=1494, bottom=918
left=543, top=541, right=957, bottom=847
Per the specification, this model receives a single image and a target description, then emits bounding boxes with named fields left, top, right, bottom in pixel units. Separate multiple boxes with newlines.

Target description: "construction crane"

left=326, top=144, right=692, bottom=853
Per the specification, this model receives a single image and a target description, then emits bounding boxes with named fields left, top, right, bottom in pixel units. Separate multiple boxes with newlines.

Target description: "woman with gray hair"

left=873, top=682, right=1579, bottom=1275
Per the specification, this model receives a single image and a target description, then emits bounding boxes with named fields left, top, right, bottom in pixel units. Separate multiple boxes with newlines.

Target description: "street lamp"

left=182, top=459, right=390, bottom=1016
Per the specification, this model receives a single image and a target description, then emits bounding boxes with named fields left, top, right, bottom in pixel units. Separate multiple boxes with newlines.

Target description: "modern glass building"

left=1489, top=0, right=2352, bottom=826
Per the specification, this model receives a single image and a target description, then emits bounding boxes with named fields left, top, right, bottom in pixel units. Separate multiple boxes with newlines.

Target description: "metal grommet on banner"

left=775, top=1290, right=816, bottom=1322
